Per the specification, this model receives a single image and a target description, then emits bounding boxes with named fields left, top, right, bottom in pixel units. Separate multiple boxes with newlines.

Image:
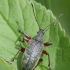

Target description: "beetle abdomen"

left=21, top=39, right=44, bottom=70
left=21, top=53, right=39, bottom=70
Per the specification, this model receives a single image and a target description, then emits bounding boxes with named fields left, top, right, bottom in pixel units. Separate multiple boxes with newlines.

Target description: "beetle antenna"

left=30, top=1, right=40, bottom=29
left=43, top=14, right=63, bottom=32
left=16, top=21, right=23, bottom=31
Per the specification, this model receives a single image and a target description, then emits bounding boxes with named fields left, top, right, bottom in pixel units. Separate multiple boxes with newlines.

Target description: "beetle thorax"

left=33, top=29, right=44, bottom=42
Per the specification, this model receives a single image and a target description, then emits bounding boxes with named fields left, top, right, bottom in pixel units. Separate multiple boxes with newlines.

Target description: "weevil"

left=12, top=16, right=63, bottom=70
left=9, top=2, right=63, bottom=70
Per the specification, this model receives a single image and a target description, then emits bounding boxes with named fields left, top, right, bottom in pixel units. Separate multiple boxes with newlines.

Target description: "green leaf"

left=0, top=0, right=70, bottom=70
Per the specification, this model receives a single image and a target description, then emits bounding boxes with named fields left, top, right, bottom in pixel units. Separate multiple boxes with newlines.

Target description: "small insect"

left=15, top=14, right=62, bottom=70
left=1, top=1, right=63, bottom=70
left=11, top=5, right=63, bottom=70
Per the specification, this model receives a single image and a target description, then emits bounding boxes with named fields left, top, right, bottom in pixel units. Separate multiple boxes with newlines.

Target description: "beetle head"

left=33, top=29, right=44, bottom=42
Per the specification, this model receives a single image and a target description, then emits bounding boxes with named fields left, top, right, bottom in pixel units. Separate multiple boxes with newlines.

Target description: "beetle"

left=11, top=16, right=63, bottom=70
left=9, top=2, right=63, bottom=70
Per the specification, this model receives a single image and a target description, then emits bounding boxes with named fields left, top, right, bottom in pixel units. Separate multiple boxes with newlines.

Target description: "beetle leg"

left=18, top=29, right=31, bottom=40
left=16, top=22, right=31, bottom=42
left=36, top=58, right=43, bottom=66
left=42, top=50, right=52, bottom=70
left=15, top=35, right=31, bottom=44
left=15, top=32, right=31, bottom=43
left=19, top=37, right=31, bottom=42
left=24, top=37, right=31, bottom=42
left=33, top=58, right=43, bottom=70
left=15, top=37, right=31, bottom=44
left=11, top=47, right=25, bottom=62
left=0, top=47, right=25, bottom=64
left=44, top=41, right=52, bottom=46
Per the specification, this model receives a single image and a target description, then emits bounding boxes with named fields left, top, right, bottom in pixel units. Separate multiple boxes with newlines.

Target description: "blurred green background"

left=35, top=0, right=70, bottom=37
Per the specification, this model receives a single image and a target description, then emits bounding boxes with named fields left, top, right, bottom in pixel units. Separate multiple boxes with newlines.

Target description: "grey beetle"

left=11, top=14, right=62, bottom=70
left=10, top=2, right=63, bottom=70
